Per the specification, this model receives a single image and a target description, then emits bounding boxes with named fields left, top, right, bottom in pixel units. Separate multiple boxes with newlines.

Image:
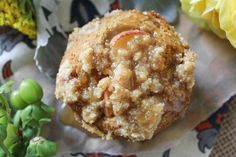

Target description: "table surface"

left=210, top=95, right=236, bottom=157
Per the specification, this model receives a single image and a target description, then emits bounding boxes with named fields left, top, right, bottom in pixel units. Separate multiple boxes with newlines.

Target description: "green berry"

left=10, top=91, right=28, bottom=110
left=18, top=79, right=43, bottom=104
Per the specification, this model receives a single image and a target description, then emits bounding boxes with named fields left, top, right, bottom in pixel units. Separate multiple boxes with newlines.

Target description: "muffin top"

left=55, top=10, right=196, bottom=141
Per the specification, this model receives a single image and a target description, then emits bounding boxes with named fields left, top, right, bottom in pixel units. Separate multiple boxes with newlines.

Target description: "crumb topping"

left=55, top=10, right=196, bottom=141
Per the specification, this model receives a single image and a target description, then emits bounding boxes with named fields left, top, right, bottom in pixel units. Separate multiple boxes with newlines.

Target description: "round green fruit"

left=18, top=79, right=43, bottom=104
left=10, top=90, right=28, bottom=110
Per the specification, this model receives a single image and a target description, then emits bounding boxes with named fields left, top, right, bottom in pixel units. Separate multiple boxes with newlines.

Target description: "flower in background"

left=180, top=0, right=236, bottom=48
left=201, top=0, right=225, bottom=38
left=181, top=0, right=207, bottom=28
left=0, top=0, right=36, bottom=39
left=217, top=0, right=236, bottom=48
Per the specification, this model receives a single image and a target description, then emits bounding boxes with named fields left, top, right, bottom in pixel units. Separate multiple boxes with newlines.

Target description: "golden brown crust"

left=55, top=10, right=196, bottom=141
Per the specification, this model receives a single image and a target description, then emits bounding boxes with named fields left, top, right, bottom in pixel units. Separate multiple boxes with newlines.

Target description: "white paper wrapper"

left=2, top=0, right=236, bottom=156
left=48, top=14, right=236, bottom=155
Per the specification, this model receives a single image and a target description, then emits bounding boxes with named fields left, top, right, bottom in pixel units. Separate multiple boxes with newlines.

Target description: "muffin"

left=55, top=10, right=196, bottom=142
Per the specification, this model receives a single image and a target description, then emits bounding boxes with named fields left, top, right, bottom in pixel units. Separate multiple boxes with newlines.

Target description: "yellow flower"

left=217, top=0, right=236, bottom=48
left=0, top=14, right=5, bottom=25
left=180, top=0, right=236, bottom=48
left=181, top=0, right=208, bottom=28
left=200, top=0, right=225, bottom=38
left=181, top=0, right=225, bottom=37
left=0, top=0, right=36, bottom=39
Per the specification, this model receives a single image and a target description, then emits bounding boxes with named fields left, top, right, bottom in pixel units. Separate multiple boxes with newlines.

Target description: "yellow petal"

left=181, top=0, right=208, bottom=28
left=218, top=0, right=236, bottom=48
left=202, top=0, right=225, bottom=38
